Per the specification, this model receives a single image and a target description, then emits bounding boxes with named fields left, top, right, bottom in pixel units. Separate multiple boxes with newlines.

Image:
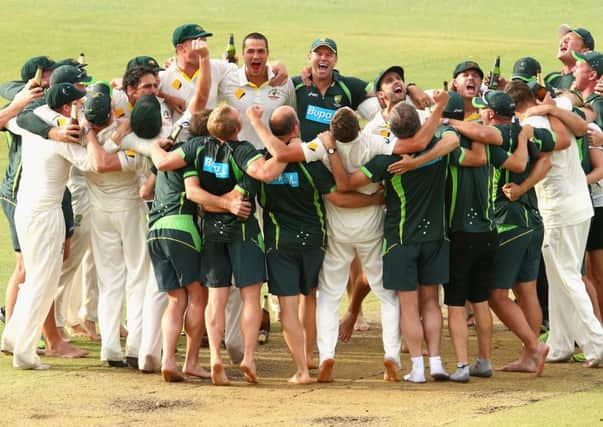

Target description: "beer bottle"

left=258, top=294, right=271, bottom=345
left=488, top=56, right=501, bottom=89
left=535, top=69, right=548, bottom=101
left=168, top=124, right=183, bottom=142
left=70, top=101, right=79, bottom=126
left=78, top=52, right=85, bottom=65
left=443, top=80, right=448, bottom=91
left=32, top=65, right=43, bottom=88
left=225, top=33, right=236, bottom=63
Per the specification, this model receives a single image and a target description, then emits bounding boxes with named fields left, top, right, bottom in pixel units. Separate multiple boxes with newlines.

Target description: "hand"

left=502, top=182, right=523, bottom=201
left=49, top=125, right=81, bottom=144
left=157, top=138, right=174, bottom=150
left=519, top=124, right=534, bottom=140
left=540, top=92, right=555, bottom=105
left=371, top=188, right=385, bottom=205
left=226, top=194, right=252, bottom=219
left=11, top=86, right=44, bottom=110
left=300, top=66, right=312, bottom=86
left=246, top=104, right=264, bottom=123
left=163, top=56, right=176, bottom=69
left=192, top=39, right=210, bottom=59
left=588, top=128, right=603, bottom=147
left=431, top=89, right=449, bottom=110
left=164, top=94, right=186, bottom=114
left=269, top=61, right=288, bottom=86
left=317, top=131, right=335, bottom=149
left=110, top=77, right=123, bottom=90
left=63, top=238, right=71, bottom=262
left=387, top=155, right=416, bottom=175
left=407, top=85, right=434, bottom=110
left=111, top=118, right=131, bottom=145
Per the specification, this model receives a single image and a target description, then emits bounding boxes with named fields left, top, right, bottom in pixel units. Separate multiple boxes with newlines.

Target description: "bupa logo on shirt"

left=306, top=105, right=336, bottom=125
left=203, top=157, right=230, bottom=179
left=269, top=172, right=300, bottom=187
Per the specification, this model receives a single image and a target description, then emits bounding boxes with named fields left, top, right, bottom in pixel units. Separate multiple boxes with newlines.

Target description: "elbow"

left=508, top=161, right=527, bottom=174
left=156, top=160, right=170, bottom=172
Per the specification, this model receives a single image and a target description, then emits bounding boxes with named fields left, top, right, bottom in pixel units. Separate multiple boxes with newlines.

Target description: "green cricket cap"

left=373, top=66, right=405, bottom=92
left=310, top=38, right=337, bottom=54
left=453, top=61, right=484, bottom=79
left=131, top=94, right=162, bottom=139
left=443, top=91, right=465, bottom=120
left=20, top=56, right=58, bottom=81
left=45, top=82, right=86, bottom=109
left=126, top=56, right=164, bottom=73
left=512, top=57, right=541, bottom=82
left=172, top=24, right=213, bottom=47
left=84, top=91, right=112, bottom=125
left=559, top=25, right=595, bottom=50
left=472, top=90, right=515, bottom=118
left=573, top=51, right=603, bottom=77
left=50, top=65, right=93, bottom=86
left=88, top=81, right=112, bottom=98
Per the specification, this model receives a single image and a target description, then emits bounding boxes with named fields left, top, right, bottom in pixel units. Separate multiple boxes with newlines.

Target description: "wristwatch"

left=327, top=147, right=337, bottom=155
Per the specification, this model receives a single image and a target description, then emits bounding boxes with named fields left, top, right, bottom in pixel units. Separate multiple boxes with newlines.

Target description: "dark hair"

left=123, top=65, right=156, bottom=92
left=269, top=110, right=298, bottom=137
left=389, top=103, right=421, bottom=138
left=330, top=107, right=359, bottom=143
left=242, top=32, right=269, bottom=51
left=505, top=80, right=536, bottom=107
left=189, top=109, right=213, bottom=136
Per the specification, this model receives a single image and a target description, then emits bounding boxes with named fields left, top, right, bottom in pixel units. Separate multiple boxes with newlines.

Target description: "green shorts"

left=492, top=227, right=543, bottom=289
left=1, top=197, right=20, bottom=252
left=266, top=247, right=324, bottom=296
left=383, top=239, right=449, bottom=291
left=201, top=239, right=266, bottom=288
left=147, top=215, right=202, bottom=293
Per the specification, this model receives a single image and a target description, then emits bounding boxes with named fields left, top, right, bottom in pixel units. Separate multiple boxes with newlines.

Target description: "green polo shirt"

left=0, top=131, right=23, bottom=202
left=183, top=136, right=262, bottom=243
left=292, top=70, right=369, bottom=141
left=259, top=152, right=335, bottom=251
left=586, top=93, right=603, bottom=129
left=544, top=71, right=574, bottom=90
left=491, top=123, right=556, bottom=231
left=360, top=126, right=457, bottom=248
left=446, top=134, right=508, bottom=233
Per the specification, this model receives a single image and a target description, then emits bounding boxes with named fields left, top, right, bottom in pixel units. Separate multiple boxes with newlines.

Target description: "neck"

left=581, top=84, right=595, bottom=99
left=560, top=58, right=576, bottom=75
left=313, top=74, right=333, bottom=94
left=463, top=98, right=478, bottom=118
left=246, top=68, right=269, bottom=87
left=177, top=57, right=198, bottom=78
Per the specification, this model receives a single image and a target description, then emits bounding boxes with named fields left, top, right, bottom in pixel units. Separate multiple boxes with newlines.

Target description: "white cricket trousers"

left=543, top=219, right=603, bottom=361
left=317, top=238, right=401, bottom=365
left=138, top=271, right=166, bottom=372
left=2, top=206, right=64, bottom=368
left=91, top=204, right=152, bottom=361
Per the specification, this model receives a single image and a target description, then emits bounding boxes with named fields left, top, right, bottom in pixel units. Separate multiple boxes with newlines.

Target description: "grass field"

left=1, top=1, right=603, bottom=425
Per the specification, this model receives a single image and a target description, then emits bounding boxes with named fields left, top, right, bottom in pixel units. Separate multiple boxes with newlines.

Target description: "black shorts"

left=148, top=227, right=202, bottom=293
left=201, top=239, right=266, bottom=288
left=383, top=239, right=449, bottom=291
left=491, top=227, right=543, bottom=290
left=1, top=198, right=20, bottom=252
left=444, top=230, right=498, bottom=306
left=266, top=247, right=324, bottom=296
left=587, top=206, right=603, bottom=251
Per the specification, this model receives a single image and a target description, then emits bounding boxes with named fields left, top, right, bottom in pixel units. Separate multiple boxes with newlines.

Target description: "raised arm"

left=187, top=40, right=212, bottom=114
left=387, top=132, right=460, bottom=175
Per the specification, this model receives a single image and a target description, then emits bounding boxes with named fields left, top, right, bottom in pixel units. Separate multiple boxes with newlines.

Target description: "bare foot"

left=162, top=369, right=185, bottom=383
left=317, top=359, right=335, bottom=383
left=240, top=360, right=258, bottom=384
left=354, top=315, right=370, bottom=331
left=288, top=372, right=313, bottom=385
left=383, top=358, right=400, bottom=382
left=69, top=324, right=89, bottom=338
left=534, top=343, right=549, bottom=376
left=338, top=312, right=356, bottom=343
left=120, top=325, right=128, bottom=338
left=307, top=357, right=318, bottom=370
left=43, top=342, right=88, bottom=358
left=211, top=362, right=230, bottom=386
left=83, top=320, right=101, bottom=341
left=583, top=359, right=601, bottom=368
left=183, top=366, right=211, bottom=379
left=56, top=327, right=71, bottom=343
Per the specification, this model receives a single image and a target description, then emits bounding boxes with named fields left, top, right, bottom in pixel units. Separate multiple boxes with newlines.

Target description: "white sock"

left=404, top=356, right=426, bottom=383
left=429, top=355, right=447, bottom=375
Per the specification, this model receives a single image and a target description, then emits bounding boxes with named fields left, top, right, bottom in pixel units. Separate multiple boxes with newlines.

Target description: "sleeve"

left=301, top=138, right=327, bottom=163
left=488, top=145, right=511, bottom=168
left=61, top=187, right=75, bottom=239
left=0, top=81, right=26, bottom=101
left=179, top=137, right=203, bottom=165
left=448, top=146, right=466, bottom=166
left=233, top=142, right=263, bottom=172
left=356, top=97, right=380, bottom=121
left=16, top=99, right=52, bottom=138
left=360, top=155, right=396, bottom=182
left=120, top=133, right=153, bottom=157
left=307, top=162, right=336, bottom=194
left=590, top=98, right=603, bottom=129
left=533, top=128, right=555, bottom=153
left=59, top=142, right=93, bottom=172
left=367, top=133, right=396, bottom=156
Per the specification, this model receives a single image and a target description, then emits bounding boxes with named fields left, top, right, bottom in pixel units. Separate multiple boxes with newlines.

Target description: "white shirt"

left=522, top=103, right=593, bottom=228
left=218, top=64, right=296, bottom=148
left=588, top=123, right=603, bottom=207
left=302, top=132, right=394, bottom=243
left=159, top=59, right=237, bottom=121
left=112, top=90, right=173, bottom=138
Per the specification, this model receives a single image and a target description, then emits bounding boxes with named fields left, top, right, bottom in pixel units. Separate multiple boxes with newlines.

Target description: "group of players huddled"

left=1, top=22, right=603, bottom=386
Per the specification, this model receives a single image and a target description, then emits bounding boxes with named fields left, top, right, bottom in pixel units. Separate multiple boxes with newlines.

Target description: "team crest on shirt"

left=114, top=108, right=125, bottom=118
left=172, top=79, right=182, bottom=90
left=74, top=214, right=82, bottom=227
left=306, top=140, right=319, bottom=151
left=267, top=88, right=281, bottom=100
left=333, top=95, right=343, bottom=107
left=57, top=117, right=68, bottom=127
left=380, top=129, right=390, bottom=137
left=235, top=88, right=246, bottom=99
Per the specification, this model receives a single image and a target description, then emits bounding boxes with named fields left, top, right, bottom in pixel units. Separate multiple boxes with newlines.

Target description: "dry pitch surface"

left=1, top=314, right=602, bottom=426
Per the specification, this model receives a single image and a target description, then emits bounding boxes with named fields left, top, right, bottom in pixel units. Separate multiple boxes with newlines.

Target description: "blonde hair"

left=207, top=104, right=240, bottom=140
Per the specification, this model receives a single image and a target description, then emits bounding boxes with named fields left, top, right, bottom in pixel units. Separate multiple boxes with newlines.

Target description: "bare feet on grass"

left=288, top=371, right=313, bottom=385
left=240, top=360, right=258, bottom=384
left=338, top=312, right=356, bottom=343
left=183, top=365, right=211, bottom=379
left=383, top=358, right=400, bottom=382
left=317, top=359, right=335, bottom=383
left=354, top=314, right=370, bottom=331
left=497, top=343, right=549, bottom=376
left=43, top=341, right=88, bottom=358
left=211, top=361, right=230, bottom=386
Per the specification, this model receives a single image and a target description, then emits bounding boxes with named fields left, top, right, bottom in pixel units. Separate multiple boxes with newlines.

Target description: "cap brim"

left=572, top=50, right=587, bottom=62
left=472, top=96, right=488, bottom=109
left=511, top=74, right=535, bottom=83
left=80, top=75, right=93, bottom=83
left=312, top=43, right=337, bottom=53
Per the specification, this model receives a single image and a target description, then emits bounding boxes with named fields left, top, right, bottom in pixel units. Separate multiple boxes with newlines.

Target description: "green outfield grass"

left=1, top=2, right=603, bottom=425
